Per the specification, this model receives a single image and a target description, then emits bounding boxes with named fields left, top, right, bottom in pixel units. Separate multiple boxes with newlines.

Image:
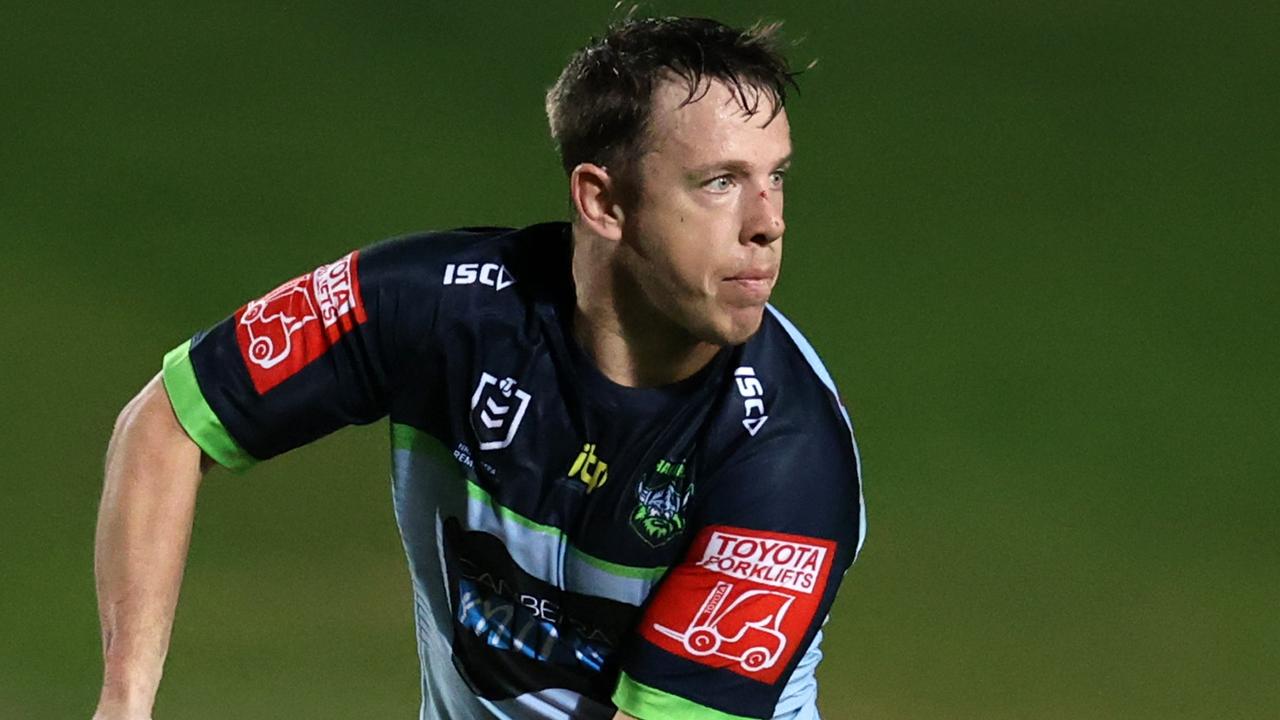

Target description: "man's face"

left=618, top=78, right=792, bottom=347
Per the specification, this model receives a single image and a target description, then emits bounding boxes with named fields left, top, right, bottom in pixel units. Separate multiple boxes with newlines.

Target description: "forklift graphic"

left=239, top=280, right=317, bottom=369
left=652, top=581, right=795, bottom=673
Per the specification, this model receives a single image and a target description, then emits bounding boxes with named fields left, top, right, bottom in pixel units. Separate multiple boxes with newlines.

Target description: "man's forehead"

left=652, top=77, right=785, bottom=129
left=645, top=78, right=791, bottom=161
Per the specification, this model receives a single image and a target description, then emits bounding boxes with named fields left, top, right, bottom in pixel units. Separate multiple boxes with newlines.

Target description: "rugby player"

left=94, top=16, right=866, bottom=720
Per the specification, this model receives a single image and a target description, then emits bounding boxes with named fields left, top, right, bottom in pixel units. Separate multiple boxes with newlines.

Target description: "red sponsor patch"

left=234, top=251, right=366, bottom=394
left=639, top=526, right=836, bottom=684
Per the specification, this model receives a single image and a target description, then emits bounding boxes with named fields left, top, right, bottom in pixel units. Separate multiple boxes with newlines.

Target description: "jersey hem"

left=162, top=339, right=257, bottom=472
left=612, top=671, right=756, bottom=720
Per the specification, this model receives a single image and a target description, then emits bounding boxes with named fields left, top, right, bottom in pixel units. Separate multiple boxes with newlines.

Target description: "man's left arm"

left=611, top=416, right=865, bottom=720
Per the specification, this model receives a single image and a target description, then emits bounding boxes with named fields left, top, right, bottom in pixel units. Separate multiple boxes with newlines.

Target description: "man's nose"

left=741, top=188, right=785, bottom=246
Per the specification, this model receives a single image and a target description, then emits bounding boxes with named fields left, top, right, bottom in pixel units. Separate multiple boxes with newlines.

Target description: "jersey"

left=160, top=222, right=867, bottom=720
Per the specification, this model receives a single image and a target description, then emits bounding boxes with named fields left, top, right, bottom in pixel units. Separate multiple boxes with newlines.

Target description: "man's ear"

left=570, top=163, right=624, bottom=241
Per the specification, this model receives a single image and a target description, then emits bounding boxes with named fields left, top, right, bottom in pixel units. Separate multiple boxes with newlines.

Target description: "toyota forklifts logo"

left=639, top=526, right=836, bottom=683
left=652, top=581, right=794, bottom=673
left=240, top=279, right=317, bottom=370
left=470, top=373, right=532, bottom=450
left=235, top=251, right=366, bottom=394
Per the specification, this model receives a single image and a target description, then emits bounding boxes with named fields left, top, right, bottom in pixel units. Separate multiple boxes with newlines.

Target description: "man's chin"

left=714, top=305, right=768, bottom=346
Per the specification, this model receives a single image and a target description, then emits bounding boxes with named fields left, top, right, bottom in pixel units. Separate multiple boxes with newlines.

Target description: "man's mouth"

left=723, top=269, right=777, bottom=303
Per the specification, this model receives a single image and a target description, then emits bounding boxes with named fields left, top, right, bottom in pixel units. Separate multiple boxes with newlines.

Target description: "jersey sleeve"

left=612, top=397, right=865, bottom=720
left=161, top=235, right=444, bottom=471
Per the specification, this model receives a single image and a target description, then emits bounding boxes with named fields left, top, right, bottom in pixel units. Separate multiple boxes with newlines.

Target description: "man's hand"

left=93, top=373, right=207, bottom=719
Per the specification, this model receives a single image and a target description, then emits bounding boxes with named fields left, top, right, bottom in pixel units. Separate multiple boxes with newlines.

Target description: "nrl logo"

left=470, top=372, right=532, bottom=451
left=630, top=459, right=693, bottom=548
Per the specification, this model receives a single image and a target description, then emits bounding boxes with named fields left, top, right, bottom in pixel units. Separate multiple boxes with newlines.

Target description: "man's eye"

left=769, top=171, right=787, bottom=189
left=705, top=176, right=735, bottom=192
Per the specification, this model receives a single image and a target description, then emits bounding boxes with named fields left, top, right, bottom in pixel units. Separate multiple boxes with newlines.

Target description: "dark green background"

left=2, top=1, right=1275, bottom=718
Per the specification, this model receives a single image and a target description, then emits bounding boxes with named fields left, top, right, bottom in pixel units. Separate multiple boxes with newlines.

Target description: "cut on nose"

left=744, top=202, right=784, bottom=245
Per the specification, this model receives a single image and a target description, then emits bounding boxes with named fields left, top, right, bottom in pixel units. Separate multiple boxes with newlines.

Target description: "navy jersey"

left=161, top=222, right=867, bottom=720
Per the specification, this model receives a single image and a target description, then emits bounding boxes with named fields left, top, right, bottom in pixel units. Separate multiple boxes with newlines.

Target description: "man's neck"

left=570, top=229, right=720, bottom=388
left=571, top=305, right=720, bottom=388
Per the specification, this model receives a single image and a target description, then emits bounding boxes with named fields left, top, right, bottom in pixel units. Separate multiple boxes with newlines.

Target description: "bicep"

left=110, top=371, right=204, bottom=472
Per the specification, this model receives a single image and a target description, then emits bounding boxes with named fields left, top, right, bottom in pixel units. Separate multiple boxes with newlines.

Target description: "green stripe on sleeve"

left=613, top=672, right=754, bottom=720
left=161, top=340, right=257, bottom=472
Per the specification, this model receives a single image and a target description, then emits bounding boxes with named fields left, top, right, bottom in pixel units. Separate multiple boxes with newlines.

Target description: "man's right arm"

left=93, top=373, right=208, bottom=720
left=88, top=234, right=453, bottom=717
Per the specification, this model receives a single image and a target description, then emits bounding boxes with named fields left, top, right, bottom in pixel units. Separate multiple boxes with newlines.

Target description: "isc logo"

left=734, top=366, right=769, bottom=436
left=444, top=262, right=515, bottom=290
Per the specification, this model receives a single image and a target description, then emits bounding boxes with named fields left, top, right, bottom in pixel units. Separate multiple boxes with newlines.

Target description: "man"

left=94, top=16, right=865, bottom=720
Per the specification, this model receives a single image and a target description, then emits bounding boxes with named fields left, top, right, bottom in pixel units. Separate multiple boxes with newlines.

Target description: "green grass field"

left=2, top=1, right=1276, bottom=718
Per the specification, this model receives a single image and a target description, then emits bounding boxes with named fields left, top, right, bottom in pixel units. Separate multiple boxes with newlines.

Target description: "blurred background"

left=2, top=1, right=1275, bottom=718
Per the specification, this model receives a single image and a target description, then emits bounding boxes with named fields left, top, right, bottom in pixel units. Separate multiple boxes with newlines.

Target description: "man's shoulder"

left=702, top=305, right=860, bottom=475
left=366, top=222, right=566, bottom=272
left=364, top=221, right=571, bottom=320
left=738, top=305, right=854, bottom=433
left=692, top=305, right=864, bottom=546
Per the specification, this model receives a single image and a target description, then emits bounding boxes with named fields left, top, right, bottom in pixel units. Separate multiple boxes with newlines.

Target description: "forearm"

left=95, top=374, right=205, bottom=717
